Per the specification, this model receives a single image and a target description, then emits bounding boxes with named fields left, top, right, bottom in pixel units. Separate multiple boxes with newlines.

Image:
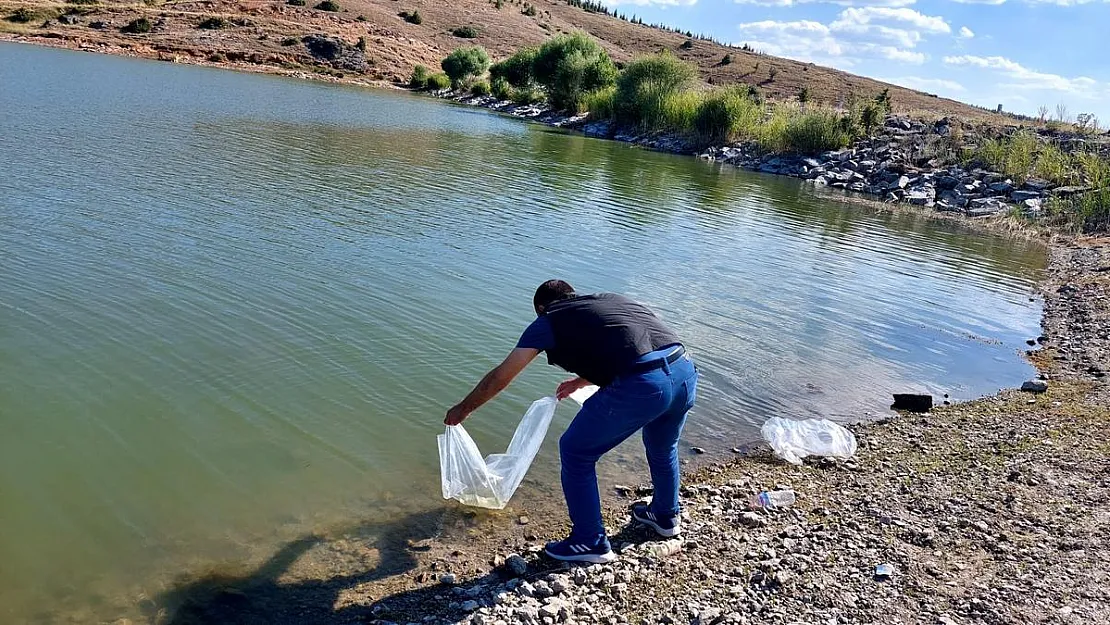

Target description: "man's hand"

left=443, top=348, right=540, bottom=426
left=444, top=404, right=470, bottom=426
left=555, top=377, right=589, bottom=400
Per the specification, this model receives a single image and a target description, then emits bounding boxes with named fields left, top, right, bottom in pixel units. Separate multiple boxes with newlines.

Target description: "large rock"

left=301, top=34, right=368, bottom=72
left=1011, top=190, right=1042, bottom=202
left=967, top=197, right=1010, bottom=216
left=1023, top=178, right=1051, bottom=191
left=936, top=175, right=961, bottom=190
left=891, top=393, right=932, bottom=413
left=989, top=180, right=1015, bottom=194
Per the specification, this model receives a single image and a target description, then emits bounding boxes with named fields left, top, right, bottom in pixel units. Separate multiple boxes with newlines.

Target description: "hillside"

left=2, top=0, right=1006, bottom=121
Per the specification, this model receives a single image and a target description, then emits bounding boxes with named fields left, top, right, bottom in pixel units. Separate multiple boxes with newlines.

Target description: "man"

left=445, top=280, right=698, bottom=563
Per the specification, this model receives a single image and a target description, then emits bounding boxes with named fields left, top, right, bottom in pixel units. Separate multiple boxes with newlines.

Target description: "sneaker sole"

left=632, top=510, right=682, bottom=538
left=543, top=548, right=618, bottom=564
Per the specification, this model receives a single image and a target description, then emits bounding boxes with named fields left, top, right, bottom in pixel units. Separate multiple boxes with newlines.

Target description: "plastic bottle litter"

left=438, top=396, right=558, bottom=509
left=749, top=489, right=797, bottom=510
left=874, top=563, right=895, bottom=579
left=760, top=416, right=858, bottom=465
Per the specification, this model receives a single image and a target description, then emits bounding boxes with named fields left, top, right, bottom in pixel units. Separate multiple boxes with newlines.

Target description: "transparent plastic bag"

left=438, top=396, right=558, bottom=509
left=568, top=385, right=599, bottom=406
left=760, top=416, right=858, bottom=465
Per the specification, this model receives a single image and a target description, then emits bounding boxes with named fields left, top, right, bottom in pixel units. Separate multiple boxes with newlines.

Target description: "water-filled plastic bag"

left=438, top=396, right=558, bottom=509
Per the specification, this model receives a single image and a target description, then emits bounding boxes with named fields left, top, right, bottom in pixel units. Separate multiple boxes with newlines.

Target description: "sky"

left=599, top=0, right=1110, bottom=123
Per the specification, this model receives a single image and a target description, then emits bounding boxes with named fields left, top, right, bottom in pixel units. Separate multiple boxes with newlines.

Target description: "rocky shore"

left=445, top=92, right=1108, bottom=226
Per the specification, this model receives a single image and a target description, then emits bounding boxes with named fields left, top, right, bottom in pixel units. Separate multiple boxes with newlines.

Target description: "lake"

left=0, top=42, right=1045, bottom=623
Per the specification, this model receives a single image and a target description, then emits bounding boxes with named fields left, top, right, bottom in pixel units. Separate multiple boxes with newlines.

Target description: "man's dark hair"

left=534, top=279, right=575, bottom=312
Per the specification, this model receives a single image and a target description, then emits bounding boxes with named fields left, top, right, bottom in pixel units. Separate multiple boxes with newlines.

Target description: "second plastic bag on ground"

left=438, top=396, right=558, bottom=509
left=761, top=416, right=858, bottom=465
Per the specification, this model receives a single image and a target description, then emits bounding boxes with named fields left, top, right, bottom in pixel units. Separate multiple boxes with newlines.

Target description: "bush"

left=441, top=46, right=490, bottom=88
left=859, top=102, right=884, bottom=134
left=409, top=64, right=431, bottom=89
left=65, top=0, right=100, bottom=4
left=694, top=87, right=762, bottom=145
left=452, top=25, right=480, bottom=38
left=522, top=4, right=538, bottom=16
left=470, top=80, right=491, bottom=96
left=798, top=86, right=810, bottom=104
left=583, top=85, right=616, bottom=119
left=1048, top=187, right=1110, bottom=233
left=425, top=72, right=452, bottom=91
left=531, top=32, right=618, bottom=111
left=680, top=39, right=693, bottom=50
left=6, top=7, right=36, bottom=22
left=121, top=17, right=152, bottom=33
left=781, top=109, right=851, bottom=154
left=491, top=77, right=512, bottom=100
left=356, top=36, right=367, bottom=52
left=490, top=47, right=537, bottom=88
left=613, top=52, right=697, bottom=129
left=286, top=0, right=306, bottom=5
left=197, top=17, right=228, bottom=29
left=356, top=15, right=367, bottom=22
left=720, top=53, right=732, bottom=66
left=281, top=37, right=299, bottom=46
left=511, top=86, right=545, bottom=105
left=314, top=1, right=340, bottom=11
left=399, top=10, right=422, bottom=25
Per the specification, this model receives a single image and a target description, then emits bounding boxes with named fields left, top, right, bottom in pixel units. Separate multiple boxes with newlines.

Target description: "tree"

left=532, top=32, right=617, bottom=111
left=441, top=46, right=491, bottom=88
left=490, top=47, right=538, bottom=88
left=798, top=86, right=810, bottom=104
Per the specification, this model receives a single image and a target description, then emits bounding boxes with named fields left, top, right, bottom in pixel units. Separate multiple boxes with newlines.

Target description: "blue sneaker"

left=631, top=503, right=682, bottom=537
left=544, top=536, right=617, bottom=564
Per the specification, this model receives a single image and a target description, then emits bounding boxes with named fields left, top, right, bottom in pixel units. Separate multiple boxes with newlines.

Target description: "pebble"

left=440, top=574, right=457, bottom=585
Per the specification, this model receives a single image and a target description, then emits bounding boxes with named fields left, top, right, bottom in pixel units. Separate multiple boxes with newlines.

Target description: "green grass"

left=470, top=80, right=491, bottom=96
left=6, top=7, right=37, bottom=23
left=583, top=85, right=616, bottom=119
left=491, top=77, right=512, bottom=100
left=314, top=1, right=339, bottom=12
left=409, top=64, right=430, bottom=89
left=693, top=86, right=762, bottom=145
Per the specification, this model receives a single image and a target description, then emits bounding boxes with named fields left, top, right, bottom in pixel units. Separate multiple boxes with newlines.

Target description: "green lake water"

left=0, top=42, right=1046, bottom=623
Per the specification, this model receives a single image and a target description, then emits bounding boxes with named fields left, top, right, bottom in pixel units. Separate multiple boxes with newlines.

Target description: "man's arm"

left=444, top=347, right=540, bottom=425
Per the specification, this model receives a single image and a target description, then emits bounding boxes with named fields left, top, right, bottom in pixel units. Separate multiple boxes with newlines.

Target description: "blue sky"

left=601, top=0, right=1109, bottom=122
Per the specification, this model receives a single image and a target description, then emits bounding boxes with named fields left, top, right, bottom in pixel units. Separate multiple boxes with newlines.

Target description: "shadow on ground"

left=146, top=507, right=668, bottom=625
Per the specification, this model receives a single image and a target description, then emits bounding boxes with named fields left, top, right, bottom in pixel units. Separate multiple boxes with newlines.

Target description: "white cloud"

left=830, top=8, right=950, bottom=34
left=887, top=76, right=967, bottom=93
left=952, top=0, right=1108, bottom=4
left=737, top=18, right=928, bottom=66
left=959, top=26, right=974, bottom=39
left=734, top=0, right=915, bottom=6
left=943, top=55, right=1101, bottom=96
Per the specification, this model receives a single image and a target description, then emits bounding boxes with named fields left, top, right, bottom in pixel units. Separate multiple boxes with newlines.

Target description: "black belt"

left=626, top=346, right=686, bottom=374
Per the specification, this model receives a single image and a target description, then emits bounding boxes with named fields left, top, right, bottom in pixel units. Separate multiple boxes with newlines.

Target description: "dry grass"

left=0, top=0, right=1023, bottom=122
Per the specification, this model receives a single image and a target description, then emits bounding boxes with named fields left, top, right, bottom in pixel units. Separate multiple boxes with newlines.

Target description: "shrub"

left=281, top=37, right=299, bottom=46
left=65, top=0, right=99, bottom=4
left=511, top=86, right=545, bottom=105
left=613, top=52, right=697, bottom=129
left=781, top=109, right=851, bottom=154
left=489, top=47, right=537, bottom=88
left=400, top=10, right=422, bottom=25
left=121, top=17, right=152, bottom=33
left=452, top=25, right=480, bottom=38
left=7, top=7, right=36, bottom=22
left=768, top=67, right=778, bottom=82
left=409, top=64, right=431, bottom=89
left=522, top=4, right=538, bottom=16
left=287, top=0, right=306, bottom=5
left=694, top=87, right=762, bottom=145
left=197, top=17, right=228, bottom=29
left=491, top=77, right=512, bottom=100
left=660, top=90, right=702, bottom=132
left=532, top=32, right=617, bottom=111
left=859, top=102, right=883, bottom=134
left=680, top=39, right=693, bottom=50
left=798, top=86, right=810, bottom=104
left=425, top=72, right=452, bottom=91
left=314, top=1, right=340, bottom=12
left=1034, top=143, right=1074, bottom=185
left=874, top=88, right=893, bottom=114
left=356, top=15, right=367, bottom=22
left=441, top=46, right=490, bottom=88
left=720, top=53, right=732, bottom=66
left=583, top=85, right=616, bottom=119
left=1048, top=187, right=1110, bottom=233
left=470, top=80, right=491, bottom=96
left=356, top=36, right=367, bottom=52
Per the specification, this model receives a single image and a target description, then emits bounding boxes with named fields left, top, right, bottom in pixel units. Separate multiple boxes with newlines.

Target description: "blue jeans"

left=559, top=346, right=698, bottom=542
